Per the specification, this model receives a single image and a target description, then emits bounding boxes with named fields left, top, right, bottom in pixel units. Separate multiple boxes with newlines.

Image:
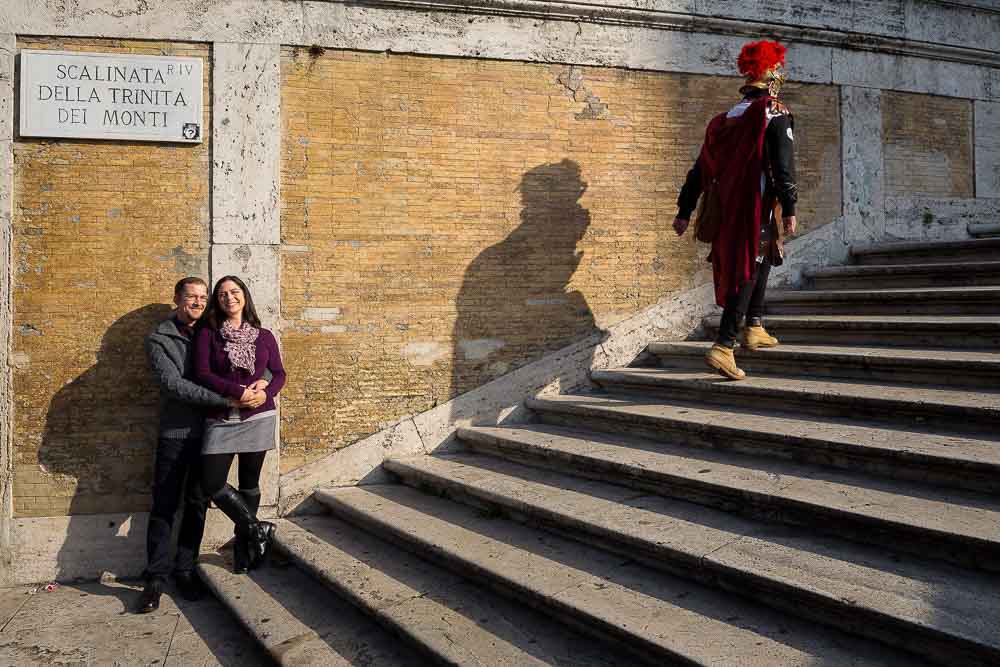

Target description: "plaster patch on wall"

left=459, top=338, right=506, bottom=361
left=156, top=245, right=203, bottom=274
left=402, top=341, right=448, bottom=366
left=556, top=66, right=611, bottom=121
left=303, top=307, right=342, bottom=321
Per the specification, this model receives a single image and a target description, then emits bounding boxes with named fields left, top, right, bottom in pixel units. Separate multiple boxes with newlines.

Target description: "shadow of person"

left=37, top=303, right=172, bottom=586
left=449, top=159, right=603, bottom=424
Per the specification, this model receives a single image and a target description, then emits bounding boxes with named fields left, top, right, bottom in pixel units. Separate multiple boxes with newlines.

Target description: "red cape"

left=697, top=97, right=773, bottom=307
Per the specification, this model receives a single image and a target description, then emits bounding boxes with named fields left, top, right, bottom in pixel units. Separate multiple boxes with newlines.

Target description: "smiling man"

left=137, top=277, right=242, bottom=612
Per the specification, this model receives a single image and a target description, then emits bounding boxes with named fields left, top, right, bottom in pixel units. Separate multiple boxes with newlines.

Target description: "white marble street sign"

left=19, top=50, right=204, bottom=143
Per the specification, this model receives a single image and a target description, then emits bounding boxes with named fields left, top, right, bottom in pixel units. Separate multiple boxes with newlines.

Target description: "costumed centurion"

left=673, top=40, right=798, bottom=380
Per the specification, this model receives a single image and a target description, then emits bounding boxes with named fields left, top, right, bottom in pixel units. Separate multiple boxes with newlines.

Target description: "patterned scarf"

left=220, top=320, right=259, bottom=373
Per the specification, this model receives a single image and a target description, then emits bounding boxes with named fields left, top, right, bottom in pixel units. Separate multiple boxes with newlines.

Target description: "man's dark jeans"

left=145, top=436, right=208, bottom=581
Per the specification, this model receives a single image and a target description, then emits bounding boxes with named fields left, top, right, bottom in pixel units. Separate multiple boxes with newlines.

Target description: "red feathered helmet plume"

left=737, top=40, right=787, bottom=83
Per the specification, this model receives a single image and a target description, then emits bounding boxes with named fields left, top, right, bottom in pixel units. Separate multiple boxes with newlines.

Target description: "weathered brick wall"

left=883, top=91, right=974, bottom=198
left=279, top=49, right=842, bottom=471
left=13, top=38, right=211, bottom=517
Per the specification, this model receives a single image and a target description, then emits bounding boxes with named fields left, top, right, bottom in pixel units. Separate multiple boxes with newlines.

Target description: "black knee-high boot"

left=212, top=485, right=275, bottom=572
left=232, top=488, right=262, bottom=573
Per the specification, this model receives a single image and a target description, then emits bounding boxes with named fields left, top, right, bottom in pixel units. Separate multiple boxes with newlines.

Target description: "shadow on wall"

left=37, top=303, right=170, bottom=582
left=450, top=159, right=604, bottom=424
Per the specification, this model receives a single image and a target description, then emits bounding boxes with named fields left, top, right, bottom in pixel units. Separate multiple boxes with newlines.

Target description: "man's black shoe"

left=174, top=571, right=205, bottom=602
left=136, top=580, right=163, bottom=613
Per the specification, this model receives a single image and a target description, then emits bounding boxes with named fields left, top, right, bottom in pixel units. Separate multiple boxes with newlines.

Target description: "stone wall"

left=278, top=49, right=842, bottom=471
left=11, top=38, right=211, bottom=518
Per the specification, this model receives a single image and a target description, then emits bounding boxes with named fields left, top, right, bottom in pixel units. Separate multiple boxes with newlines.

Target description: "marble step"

left=648, top=340, right=1000, bottom=388
left=315, top=484, right=927, bottom=667
left=804, top=261, right=1000, bottom=290
left=849, top=238, right=1000, bottom=265
left=526, top=392, right=1000, bottom=493
left=589, top=366, right=1000, bottom=435
left=968, top=222, right=1000, bottom=238
left=271, top=515, right=629, bottom=666
left=198, top=551, right=418, bottom=666
left=387, top=449, right=1000, bottom=667
left=764, top=286, right=1000, bottom=315
left=702, top=314, right=1000, bottom=348
left=461, top=419, right=1000, bottom=571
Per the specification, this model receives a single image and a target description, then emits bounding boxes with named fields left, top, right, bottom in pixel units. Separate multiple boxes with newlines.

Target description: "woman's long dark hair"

left=203, top=275, right=262, bottom=329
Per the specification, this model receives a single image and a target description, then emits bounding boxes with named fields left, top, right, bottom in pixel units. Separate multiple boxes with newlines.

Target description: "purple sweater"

left=194, top=325, right=286, bottom=421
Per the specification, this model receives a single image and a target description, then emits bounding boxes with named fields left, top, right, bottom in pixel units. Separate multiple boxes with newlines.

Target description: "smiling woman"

left=193, top=275, right=287, bottom=574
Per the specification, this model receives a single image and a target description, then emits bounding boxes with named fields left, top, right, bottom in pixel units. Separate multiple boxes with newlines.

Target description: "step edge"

left=588, top=369, right=1000, bottom=421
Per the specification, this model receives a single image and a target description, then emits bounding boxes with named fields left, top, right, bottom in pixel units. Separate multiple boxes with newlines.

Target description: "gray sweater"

left=146, top=316, right=231, bottom=439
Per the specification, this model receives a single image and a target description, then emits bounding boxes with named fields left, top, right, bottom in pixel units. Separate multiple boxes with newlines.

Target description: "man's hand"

left=782, top=215, right=797, bottom=237
left=248, top=379, right=269, bottom=392
left=673, top=217, right=690, bottom=236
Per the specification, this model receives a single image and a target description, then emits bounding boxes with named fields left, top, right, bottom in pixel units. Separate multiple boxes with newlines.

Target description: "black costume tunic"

left=676, top=90, right=798, bottom=241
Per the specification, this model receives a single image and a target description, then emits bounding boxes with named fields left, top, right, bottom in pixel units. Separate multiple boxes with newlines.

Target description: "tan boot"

left=705, top=344, right=746, bottom=380
left=741, top=325, right=779, bottom=351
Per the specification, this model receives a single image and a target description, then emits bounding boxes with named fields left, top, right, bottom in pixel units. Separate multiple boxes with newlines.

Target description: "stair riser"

left=533, top=408, right=1000, bottom=494
left=704, top=324, right=1000, bottom=349
left=592, top=378, right=1000, bottom=437
left=465, top=418, right=1000, bottom=574
left=653, top=353, right=1000, bottom=390
left=420, top=441, right=998, bottom=667
left=810, top=274, right=1000, bottom=290
left=853, top=250, right=1000, bottom=265
left=317, top=491, right=668, bottom=667
left=766, top=300, right=1000, bottom=315
left=969, top=223, right=1000, bottom=238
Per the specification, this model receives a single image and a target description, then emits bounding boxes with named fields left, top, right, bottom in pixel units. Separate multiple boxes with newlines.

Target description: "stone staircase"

left=201, top=236, right=1000, bottom=666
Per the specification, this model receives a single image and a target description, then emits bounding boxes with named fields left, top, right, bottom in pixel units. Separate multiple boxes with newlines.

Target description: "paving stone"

left=0, top=586, right=31, bottom=631
left=0, top=611, right=176, bottom=666
left=0, top=580, right=270, bottom=667
left=2, top=580, right=160, bottom=632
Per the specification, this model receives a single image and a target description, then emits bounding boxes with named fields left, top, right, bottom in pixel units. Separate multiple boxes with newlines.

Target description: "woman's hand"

left=673, top=217, right=690, bottom=236
left=782, top=215, right=797, bottom=237
left=237, top=387, right=267, bottom=409
left=239, top=387, right=256, bottom=404
left=248, top=379, right=269, bottom=392
left=246, top=390, right=266, bottom=409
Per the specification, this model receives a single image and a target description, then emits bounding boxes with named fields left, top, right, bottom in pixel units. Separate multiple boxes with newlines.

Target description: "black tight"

left=716, top=259, right=772, bottom=348
left=202, top=451, right=267, bottom=499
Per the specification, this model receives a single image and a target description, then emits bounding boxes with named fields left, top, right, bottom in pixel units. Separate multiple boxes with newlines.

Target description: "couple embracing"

left=138, top=275, right=286, bottom=612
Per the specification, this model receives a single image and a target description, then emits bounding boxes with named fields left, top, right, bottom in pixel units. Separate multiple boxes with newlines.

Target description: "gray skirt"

left=202, top=411, right=277, bottom=455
